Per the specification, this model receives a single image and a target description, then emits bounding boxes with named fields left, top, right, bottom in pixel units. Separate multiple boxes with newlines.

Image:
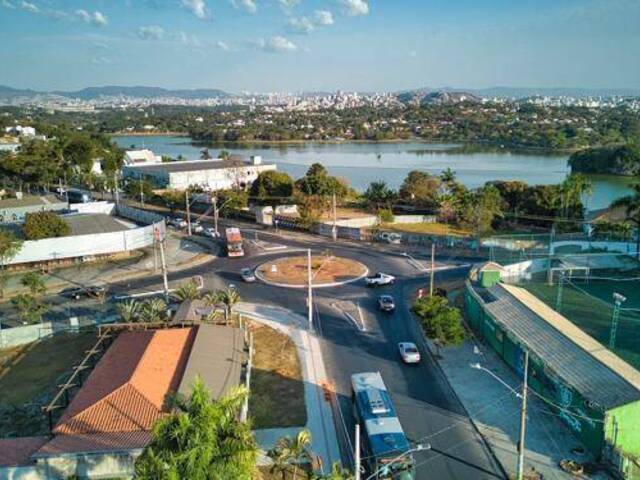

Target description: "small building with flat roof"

left=122, top=156, right=276, bottom=191
left=465, top=272, right=640, bottom=478
left=0, top=195, right=67, bottom=224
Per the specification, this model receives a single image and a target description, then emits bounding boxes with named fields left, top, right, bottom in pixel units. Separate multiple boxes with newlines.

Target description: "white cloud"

left=181, top=0, right=208, bottom=19
left=216, top=40, right=230, bottom=51
left=277, top=0, right=299, bottom=8
left=286, top=16, right=313, bottom=34
left=1, top=0, right=16, bottom=9
left=75, top=9, right=108, bottom=27
left=177, top=31, right=202, bottom=47
left=231, top=0, right=257, bottom=13
left=255, top=36, right=298, bottom=53
left=337, top=0, right=368, bottom=16
left=19, top=1, right=39, bottom=13
left=313, top=10, right=334, bottom=26
left=138, top=25, right=165, bottom=40
left=92, top=56, right=112, bottom=65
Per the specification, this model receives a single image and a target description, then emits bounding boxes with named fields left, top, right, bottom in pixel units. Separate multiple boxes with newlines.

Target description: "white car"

left=203, top=227, right=220, bottom=238
left=191, top=222, right=204, bottom=234
left=168, top=217, right=188, bottom=229
left=398, top=342, right=421, bottom=364
left=365, top=272, right=396, bottom=287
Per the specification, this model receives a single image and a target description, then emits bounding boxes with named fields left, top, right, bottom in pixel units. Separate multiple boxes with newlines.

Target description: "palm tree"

left=440, top=167, right=456, bottom=185
left=559, top=173, right=592, bottom=219
left=140, top=297, right=167, bottom=323
left=612, top=184, right=640, bottom=259
left=116, top=299, right=139, bottom=323
left=204, top=288, right=241, bottom=324
left=268, top=429, right=313, bottom=480
left=315, top=462, right=355, bottom=480
left=173, top=280, right=200, bottom=302
left=135, top=378, right=257, bottom=479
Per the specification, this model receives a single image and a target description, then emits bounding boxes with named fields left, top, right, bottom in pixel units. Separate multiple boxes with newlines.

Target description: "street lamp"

left=470, top=350, right=529, bottom=480
left=363, top=443, right=430, bottom=480
left=609, top=292, right=627, bottom=349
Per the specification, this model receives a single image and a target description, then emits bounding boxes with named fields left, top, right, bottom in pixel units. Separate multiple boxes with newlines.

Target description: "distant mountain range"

left=397, top=86, right=640, bottom=100
left=0, top=85, right=231, bottom=101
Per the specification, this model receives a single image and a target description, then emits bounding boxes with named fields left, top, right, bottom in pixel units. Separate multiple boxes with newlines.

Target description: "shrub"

left=378, top=208, right=395, bottom=223
left=23, top=211, right=71, bottom=240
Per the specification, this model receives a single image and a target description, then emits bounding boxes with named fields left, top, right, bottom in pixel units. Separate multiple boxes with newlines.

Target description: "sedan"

left=240, top=268, right=256, bottom=283
left=60, top=285, right=107, bottom=300
left=203, top=227, right=220, bottom=238
left=377, top=294, right=396, bottom=312
left=398, top=342, right=421, bottom=364
left=191, top=221, right=204, bottom=234
left=168, top=217, right=188, bottom=229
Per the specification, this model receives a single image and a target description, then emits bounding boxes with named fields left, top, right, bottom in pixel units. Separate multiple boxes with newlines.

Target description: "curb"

left=254, top=259, right=369, bottom=290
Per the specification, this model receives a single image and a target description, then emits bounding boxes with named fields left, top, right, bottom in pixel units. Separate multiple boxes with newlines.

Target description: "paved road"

left=6, top=225, right=504, bottom=479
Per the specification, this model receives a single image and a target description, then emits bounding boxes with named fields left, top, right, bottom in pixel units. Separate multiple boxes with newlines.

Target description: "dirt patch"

left=257, top=255, right=367, bottom=287
left=248, top=322, right=306, bottom=429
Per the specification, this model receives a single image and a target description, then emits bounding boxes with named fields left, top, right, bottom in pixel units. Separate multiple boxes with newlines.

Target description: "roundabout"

left=255, top=253, right=369, bottom=288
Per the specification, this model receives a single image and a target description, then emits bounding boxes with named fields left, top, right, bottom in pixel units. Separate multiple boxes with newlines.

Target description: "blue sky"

left=0, top=0, right=639, bottom=92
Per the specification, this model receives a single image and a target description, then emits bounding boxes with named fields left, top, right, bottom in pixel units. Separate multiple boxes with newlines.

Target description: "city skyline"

left=1, top=0, right=640, bottom=92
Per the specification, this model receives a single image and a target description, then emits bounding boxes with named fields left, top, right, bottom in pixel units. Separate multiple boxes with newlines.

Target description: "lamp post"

left=609, top=292, right=627, bottom=350
left=471, top=350, right=529, bottom=480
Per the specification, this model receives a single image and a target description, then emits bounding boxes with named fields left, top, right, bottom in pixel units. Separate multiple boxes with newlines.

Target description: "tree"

left=461, top=185, right=504, bottom=241
left=205, top=288, right=241, bottom=324
left=174, top=280, right=201, bottom=302
left=314, top=463, right=354, bottom=480
left=363, top=181, right=396, bottom=211
left=200, top=148, right=212, bottom=160
left=12, top=293, right=48, bottom=324
left=219, top=149, right=230, bottom=160
left=295, top=163, right=347, bottom=199
left=0, top=229, right=22, bottom=299
left=250, top=171, right=294, bottom=204
left=139, top=297, right=167, bottom=323
left=63, top=135, right=95, bottom=173
left=440, top=167, right=457, bottom=186
left=23, top=211, right=71, bottom=240
left=412, top=296, right=465, bottom=354
left=135, top=378, right=257, bottom=480
left=398, top=170, right=440, bottom=208
left=268, top=430, right=313, bottom=480
left=559, top=173, right=592, bottom=220
left=21, top=272, right=45, bottom=297
left=116, top=300, right=140, bottom=323
left=611, top=184, right=640, bottom=259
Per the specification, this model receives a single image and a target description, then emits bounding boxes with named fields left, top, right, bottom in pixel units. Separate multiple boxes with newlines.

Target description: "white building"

left=4, top=125, right=36, bottom=137
left=124, top=149, right=162, bottom=165
left=122, top=156, right=276, bottom=191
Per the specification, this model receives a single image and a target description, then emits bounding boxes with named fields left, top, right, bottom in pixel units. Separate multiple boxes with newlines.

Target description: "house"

left=26, top=325, right=248, bottom=479
left=123, top=149, right=162, bottom=165
left=122, top=156, right=276, bottom=191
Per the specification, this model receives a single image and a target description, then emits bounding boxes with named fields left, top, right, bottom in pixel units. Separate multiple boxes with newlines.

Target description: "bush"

left=378, top=208, right=395, bottom=223
left=23, top=211, right=71, bottom=240
left=412, top=295, right=466, bottom=346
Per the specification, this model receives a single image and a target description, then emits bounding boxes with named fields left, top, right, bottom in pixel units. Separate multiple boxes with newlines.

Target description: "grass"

left=379, top=222, right=471, bottom=237
left=248, top=322, right=307, bottom=429
left=522, top=278, right=640, bottom=370
left=0, top=329, right=98, bottom=406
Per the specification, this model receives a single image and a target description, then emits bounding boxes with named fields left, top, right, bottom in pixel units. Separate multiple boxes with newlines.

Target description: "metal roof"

left=178, top=325, right=245, bottom=400
left=471, top=281, right=640, bottom=410
left=123, top=158, right=274, bottom=174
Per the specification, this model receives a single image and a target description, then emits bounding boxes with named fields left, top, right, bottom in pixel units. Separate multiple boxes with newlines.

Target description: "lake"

left=113, top=135, right=636, bottom=211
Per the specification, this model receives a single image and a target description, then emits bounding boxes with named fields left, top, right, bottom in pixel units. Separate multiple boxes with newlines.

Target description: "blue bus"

left=351, top=372, right=415, bottom=479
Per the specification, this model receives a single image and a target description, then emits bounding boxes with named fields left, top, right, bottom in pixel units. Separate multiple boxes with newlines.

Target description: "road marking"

left=330, top=301, right=366, bottom=332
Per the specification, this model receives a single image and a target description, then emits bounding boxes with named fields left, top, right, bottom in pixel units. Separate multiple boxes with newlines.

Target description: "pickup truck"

left=365, top=272, right=396, bottom=287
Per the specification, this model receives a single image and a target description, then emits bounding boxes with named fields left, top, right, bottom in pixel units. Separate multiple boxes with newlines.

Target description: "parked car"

left=60, top=285, right=107, bottom=300
left=377, top=294, right=396, bottom=312
left=203, top=227, right=220, bottom=238
left=168, top=217, right=188, bottom=229
left=378, top=232, right=402, bottom=244
left=240, top=268, right=256, bottom=283
left=191, top=221, right=204, bottom=234
left=365, top=272, right=396, bottom=287
left=398, top=342, right=421, bottom=364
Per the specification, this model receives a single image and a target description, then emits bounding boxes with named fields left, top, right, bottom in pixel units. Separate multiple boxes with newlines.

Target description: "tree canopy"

left=398, top=170, right=441, bottom=207
left=23, top=211, right=71, bottom=240
left=249, top=170, right=294, bottom=203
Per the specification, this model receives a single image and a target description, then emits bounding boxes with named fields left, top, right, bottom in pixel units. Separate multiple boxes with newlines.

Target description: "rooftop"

left=64, top=213, right=133, bottom=236
left=123, top=158, right=274, bottom=174
left=0, top=195, right=63, bottom=209
left=470, top=281, right=640, bottom=410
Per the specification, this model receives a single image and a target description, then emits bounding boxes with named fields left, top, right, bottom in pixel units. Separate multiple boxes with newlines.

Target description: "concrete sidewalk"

left=423, top=336, right=609, bottom=480
left=236, top=302, right=341, bottom=474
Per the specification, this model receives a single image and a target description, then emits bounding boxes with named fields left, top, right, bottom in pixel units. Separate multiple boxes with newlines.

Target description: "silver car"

left=240, top=268, right=256, bottom=283
left=398, top=342, right=421, bottom=364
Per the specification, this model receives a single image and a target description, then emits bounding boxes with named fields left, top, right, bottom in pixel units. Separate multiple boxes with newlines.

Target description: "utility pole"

left=429, top=243, right=435, bottom=296
left=307, top=249, right=313, bottom=330
left=609, top=293, right=627, bottom=350
left=213, top=194, right=219, bottom=237
left=332, top=193, right=337, bottom=241
left=555, top=271, right=565, bottom=313
left=355, top=423, right=361, bottom=480
left=139, top=176, right=145, bottom=206
left=546, top=226, right=555, bottom=285
left=113, top=171, right=119, bottom=206
left=185, top=189, right=192, bottom=236
left=516, top=351, right=529, bottom=480
left=156, top=228, right=170, bottom=303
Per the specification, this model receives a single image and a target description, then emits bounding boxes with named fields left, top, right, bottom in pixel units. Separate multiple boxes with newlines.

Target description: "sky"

left=0, top=0, right=639, bottom=93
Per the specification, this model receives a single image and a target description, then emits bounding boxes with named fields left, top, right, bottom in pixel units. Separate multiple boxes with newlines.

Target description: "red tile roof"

left=0, top=437, right=48, bottom=467
left=54, top=328, right=194, bottom=435
left=35, top=431, right=153, bottom=457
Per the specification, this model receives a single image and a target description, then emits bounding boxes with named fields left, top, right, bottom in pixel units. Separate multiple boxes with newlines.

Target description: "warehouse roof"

left=123, top=158, right=274, bottom=174
left=0, top=195, right=62, bottom=209
left=470, top=281, right=640, bottom=410
left=178, top=325, right=245, bottom=400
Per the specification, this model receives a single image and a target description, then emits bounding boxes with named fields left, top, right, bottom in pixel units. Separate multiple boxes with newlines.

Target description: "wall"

left=605, top=402, right=640, bottom=469
left=70, top=201, right=115, bottom=215
left=393, top=215, right=437, bottom=224
left=551, top=240, right=637, bottom=257
left=0, top=466, right=43, bottom=479
left=39, top=450, right=140, bottom=479
left=116, top=204, right=165, bottom=225
left=0, top=322, right=54, bottom=349
left=0, top=201, right=68, bottom=224
left=5, top=221, right=165, bottom=266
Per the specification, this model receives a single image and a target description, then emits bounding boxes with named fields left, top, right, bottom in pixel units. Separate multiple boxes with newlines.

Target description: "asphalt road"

left=4, top=225, right=505, bottom=479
